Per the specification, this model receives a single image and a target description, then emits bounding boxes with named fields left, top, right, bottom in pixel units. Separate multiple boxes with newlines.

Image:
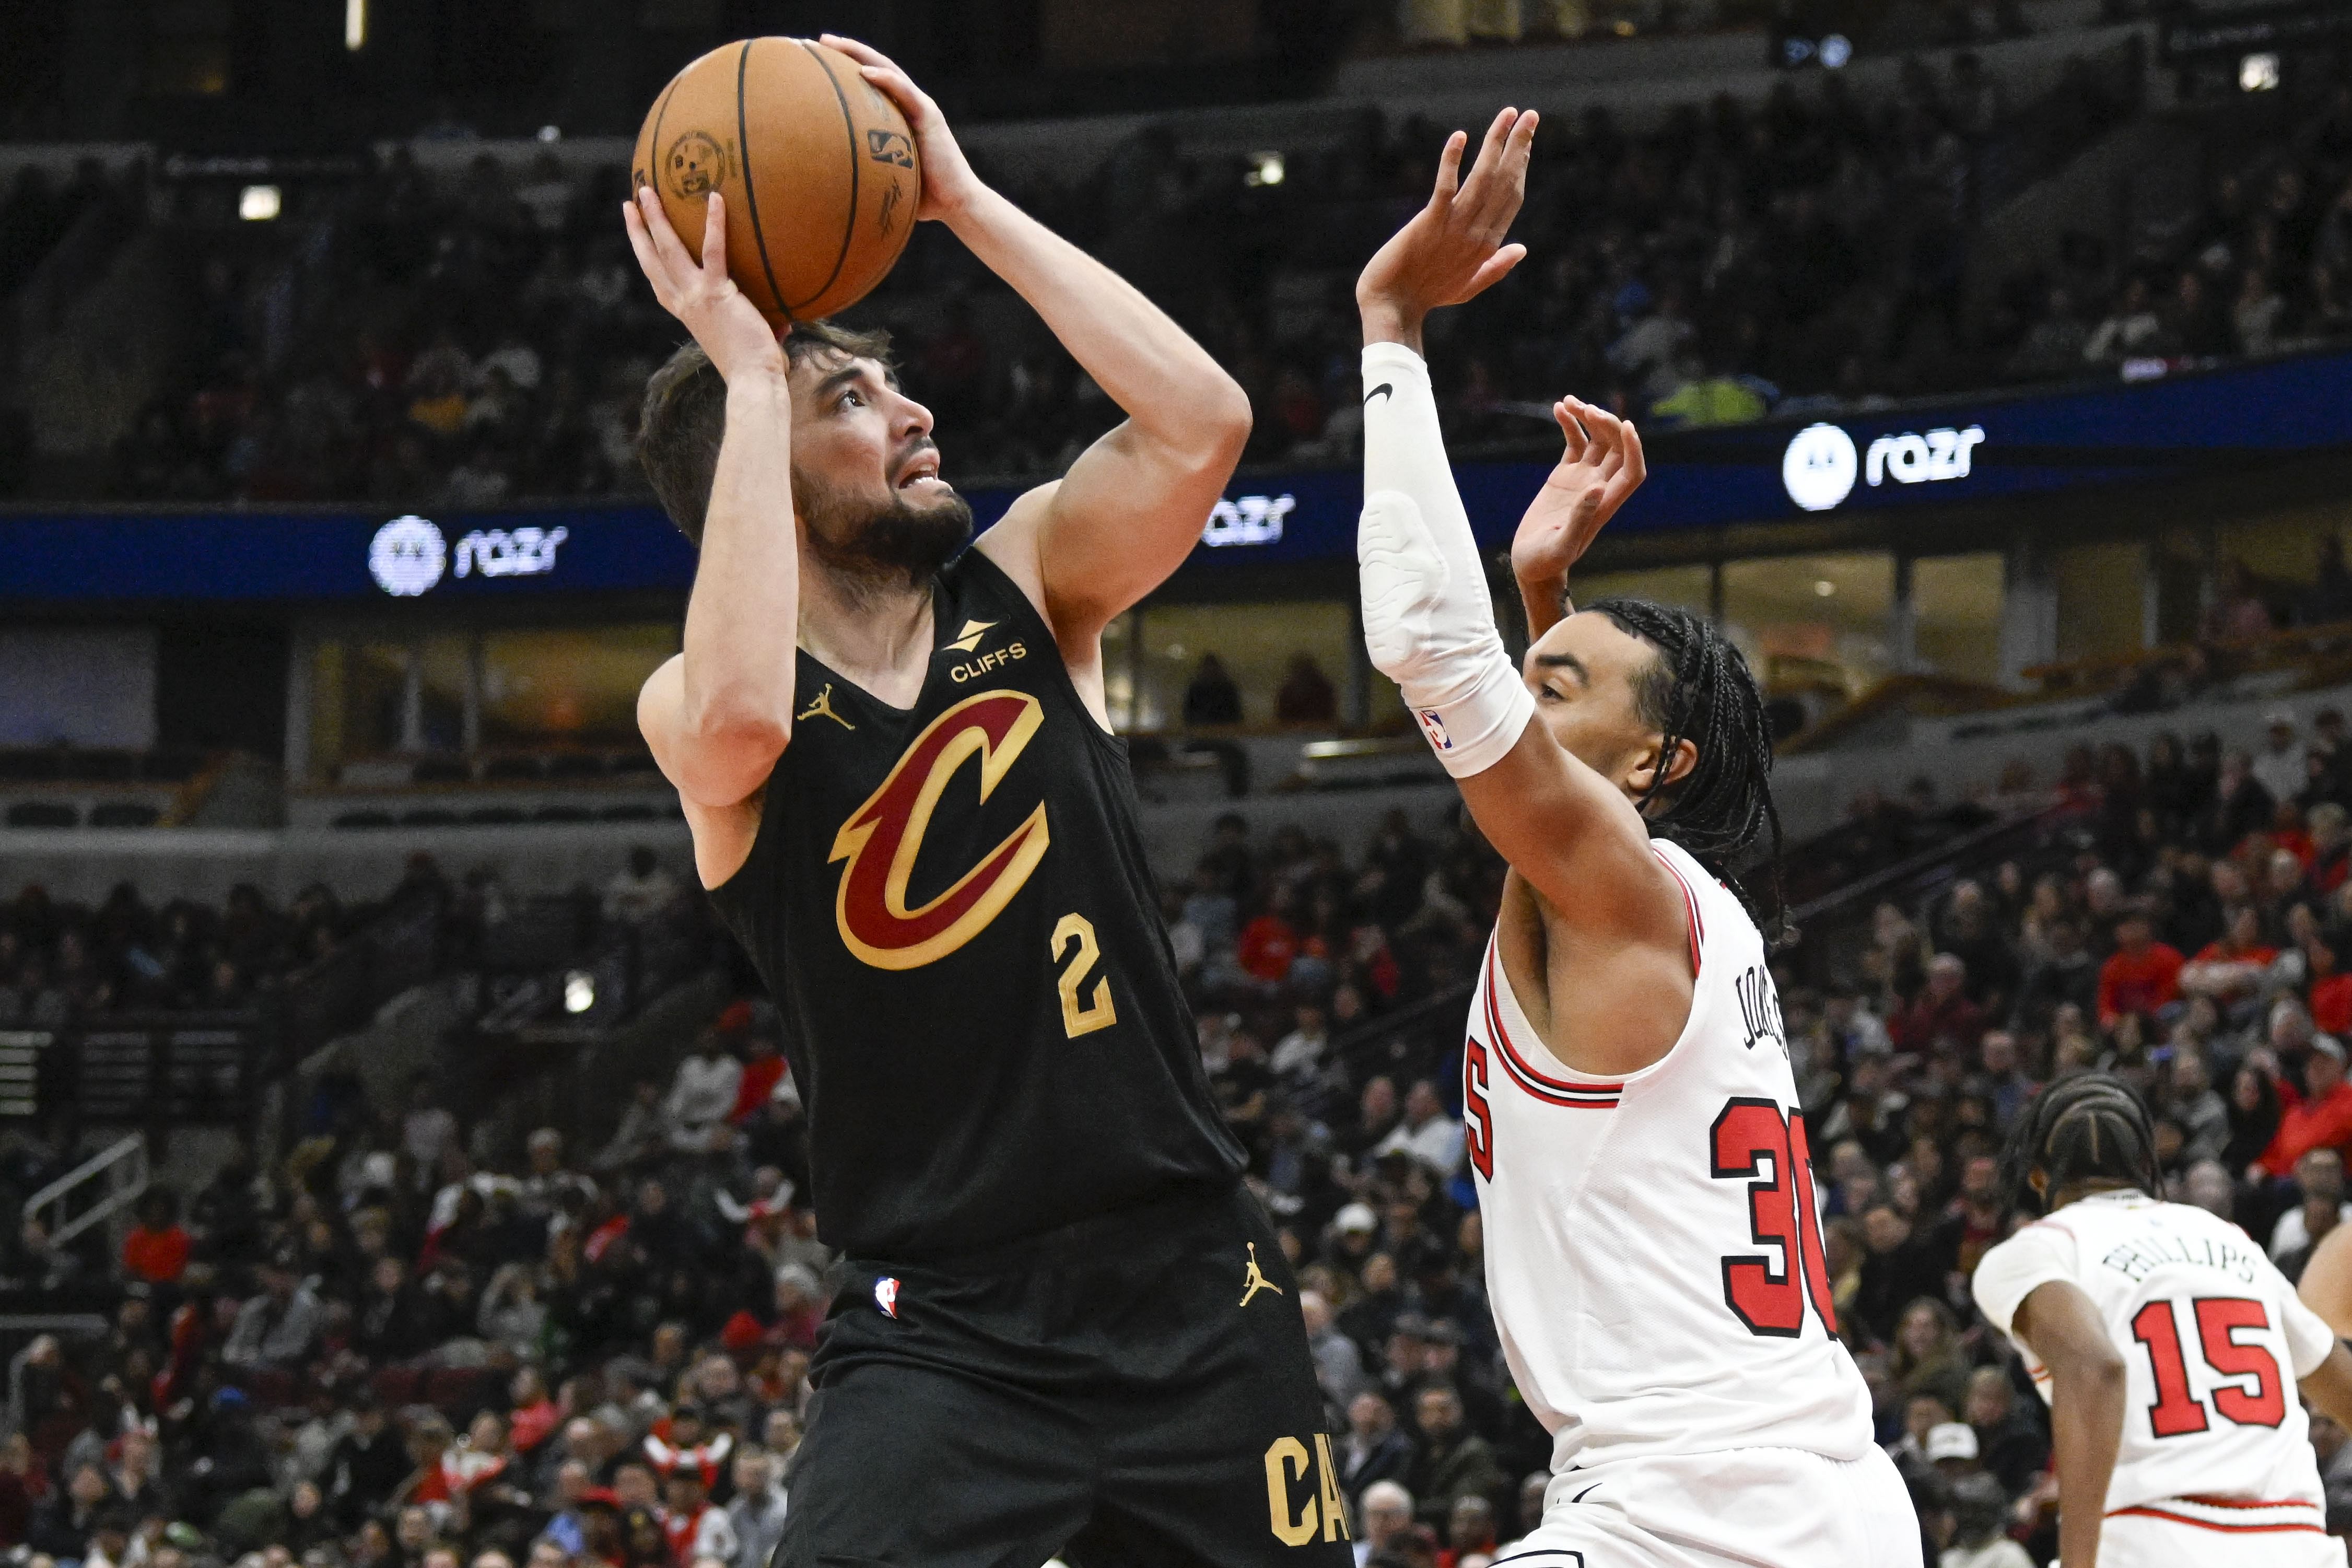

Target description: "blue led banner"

left=6, top=350, right=2351, bottom=604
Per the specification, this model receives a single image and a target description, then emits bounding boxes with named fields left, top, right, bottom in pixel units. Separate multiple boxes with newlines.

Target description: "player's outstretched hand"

left=1511, top=395, right=1647, bottom=590
left=623, top=186, right=787, bottom=381
left=821, top=33, right=982, bottom=223
left=1357, top=107, right=1538, bottom=345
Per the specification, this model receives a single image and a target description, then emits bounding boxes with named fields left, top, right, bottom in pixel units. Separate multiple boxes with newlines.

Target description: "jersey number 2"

left=2129, top=1297, right=2286, bottom=1437
left=1051, top=912, right=1117, bottom=1038
left=1710, top=1098, right=1835, bottom=1338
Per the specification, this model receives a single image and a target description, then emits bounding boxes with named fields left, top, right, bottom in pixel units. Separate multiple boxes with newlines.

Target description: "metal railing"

left=24, top=1132, right=147, bottom=1248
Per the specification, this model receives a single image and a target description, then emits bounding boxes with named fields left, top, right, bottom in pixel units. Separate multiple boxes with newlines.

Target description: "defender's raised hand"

left=1512, top=395, right=1647, bottom=639
left=821, top=33, right=983, bottom=223
left=622, top=186, right=786, bottom=381
left=1357, top=107, right=1538, bottom=348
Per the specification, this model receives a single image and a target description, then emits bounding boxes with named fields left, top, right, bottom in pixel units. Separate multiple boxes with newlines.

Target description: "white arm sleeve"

left=1357, top=342, right=1534, bottom=778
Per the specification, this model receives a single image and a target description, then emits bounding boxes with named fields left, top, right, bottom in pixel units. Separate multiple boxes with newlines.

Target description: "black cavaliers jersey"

left=706, top=547, right=1246, bottom=1263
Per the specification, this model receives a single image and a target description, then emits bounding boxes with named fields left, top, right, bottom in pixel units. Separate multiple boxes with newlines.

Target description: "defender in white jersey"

left=1973, top=1072, right=2352, bottom=1567
left=1351, top=111, right=1918, bottom=1567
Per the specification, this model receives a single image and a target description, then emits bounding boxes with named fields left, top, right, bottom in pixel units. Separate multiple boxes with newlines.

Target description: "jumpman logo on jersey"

left=797, top=683, right=854, bottom=731
left=1238, top=1243, right=1285, bottom=1307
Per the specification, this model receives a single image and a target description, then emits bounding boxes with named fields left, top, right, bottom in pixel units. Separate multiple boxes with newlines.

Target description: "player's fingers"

left=1429, top=131, right=1468, bottom=209
left=1618, top=419, right=1647, bottom=493
left=1455, top=108, right=1515, bottom=211
left=699, top=190, right=730, bottom=283
left=818, top=33, right=902, bottom=75
left=1462, top=243, right=1525, bottom=297
left=1553, top=400, right=1589, bottom=463
left=852, top=63, right=929, bottom=127
left=621, top=201, right=677, bottom=308
left=634, top=185, right=697, bottom=284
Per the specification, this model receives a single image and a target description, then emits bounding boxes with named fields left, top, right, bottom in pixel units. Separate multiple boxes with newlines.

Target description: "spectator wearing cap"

left=2259, top=1034, right=2352, bottom=1177
left=223, top=1247, right=324, bottom=1370
left=2097, top=910, right=2184, bottom=1029
left=1418, top=1320, right=1503, bottom=1441
left=1923, top=1421, right=1981, bottom=1482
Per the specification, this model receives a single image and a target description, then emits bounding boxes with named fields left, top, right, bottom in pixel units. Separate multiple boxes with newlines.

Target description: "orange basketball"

left=631, top=38, right=921, bottom=324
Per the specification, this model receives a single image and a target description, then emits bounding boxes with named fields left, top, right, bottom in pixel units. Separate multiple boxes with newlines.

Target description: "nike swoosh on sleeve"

left=1364, top=383, right=1394, bottom=405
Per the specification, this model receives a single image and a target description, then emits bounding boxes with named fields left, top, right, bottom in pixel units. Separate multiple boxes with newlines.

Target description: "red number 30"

left=1710, top=1098, right=1836, bottom=1338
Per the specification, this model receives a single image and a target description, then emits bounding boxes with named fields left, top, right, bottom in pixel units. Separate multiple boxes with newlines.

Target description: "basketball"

left=631, top=37, right=921, bottom=324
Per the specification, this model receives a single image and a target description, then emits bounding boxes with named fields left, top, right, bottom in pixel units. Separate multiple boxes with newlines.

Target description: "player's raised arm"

left=623, top=188, right=799, bottom=826
left=824, top=33, right=1251, bottom=646
left=1352, top=112, right=1687, bottom=949
left=1511, top=396, right=1646, bottom=642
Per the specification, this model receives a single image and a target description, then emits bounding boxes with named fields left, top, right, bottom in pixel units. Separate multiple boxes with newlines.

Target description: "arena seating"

left=6, top=698, right=2352, bottom=1563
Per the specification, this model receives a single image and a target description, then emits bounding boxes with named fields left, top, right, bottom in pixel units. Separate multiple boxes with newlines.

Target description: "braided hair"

left=1996, top=1070, right=2165, bottom=1216
left=1585, top=598, right=1784, bottom=932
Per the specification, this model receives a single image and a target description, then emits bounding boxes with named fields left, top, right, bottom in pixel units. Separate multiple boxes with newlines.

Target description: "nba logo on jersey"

left=1417, top=709, right=1453, bottom=751
left=874, top=1277, right=901, bottom=1318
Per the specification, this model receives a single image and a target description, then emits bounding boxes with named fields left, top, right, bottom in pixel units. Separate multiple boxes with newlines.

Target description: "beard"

left=794, top=465, right=974, bottom=590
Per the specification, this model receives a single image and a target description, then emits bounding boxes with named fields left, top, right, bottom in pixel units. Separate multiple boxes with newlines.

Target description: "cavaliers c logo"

left=828, top=691, right=1050, bottom=971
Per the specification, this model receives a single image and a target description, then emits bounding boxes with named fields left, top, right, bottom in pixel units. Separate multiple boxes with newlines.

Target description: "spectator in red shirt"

left=1236, top=887, right=1301, bottom=985
left=2097, top=911, right=2184, bottom=1028
left=2180, top=906, right=2277, bottom=1008
left=728, top=1035, right=787, bottom=1124
left=120, top=1189, right=190, bottom=1286
left=2313, top=944, right=2352, bottom=1037
left=1890, top=954, right=1986, bottom=1055
left=2260, top=1034, right=2352, bottom=1177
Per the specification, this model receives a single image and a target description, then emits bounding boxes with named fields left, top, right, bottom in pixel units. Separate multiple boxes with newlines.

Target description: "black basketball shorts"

left=776, top=1181, right=1356, bottom=1568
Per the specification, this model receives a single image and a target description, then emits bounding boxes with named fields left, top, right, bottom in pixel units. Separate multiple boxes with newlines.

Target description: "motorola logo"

left=369, top=516, right=570, bottom=595
left=1781, top=424, right=1858, bottom=512
left=1782, top=422, right=1988, bottom=512
left=369, top=515, right=447, bottom=596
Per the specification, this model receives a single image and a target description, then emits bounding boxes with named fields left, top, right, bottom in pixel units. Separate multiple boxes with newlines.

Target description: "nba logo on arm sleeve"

left=1417, top=710, right=1454, bottom=751
left=873, top=1277, right=900, bottom=1318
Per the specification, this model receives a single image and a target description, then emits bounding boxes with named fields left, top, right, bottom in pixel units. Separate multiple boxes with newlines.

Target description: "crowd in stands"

left=0, top=878, right=381, bottom=1027
left=0, top=33, right=2181, bottom=509
left=0, top=846, right=701, bottom=1034
left=9, top=697, right=2352, bottom=1568
left=1999, top=81, right=2352, bottom=384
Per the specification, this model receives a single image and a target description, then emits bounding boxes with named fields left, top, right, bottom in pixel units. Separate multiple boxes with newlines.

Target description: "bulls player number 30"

left=2129, top=1297, right=2286, bottom=1436
left=1710, top=1098, right=1836, bottom=1338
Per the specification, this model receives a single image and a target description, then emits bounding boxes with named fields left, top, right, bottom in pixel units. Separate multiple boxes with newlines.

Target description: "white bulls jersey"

left=1464, top=838, right=1875, bottom=1471
left=1973, top=1192, right=2336, bottom=1541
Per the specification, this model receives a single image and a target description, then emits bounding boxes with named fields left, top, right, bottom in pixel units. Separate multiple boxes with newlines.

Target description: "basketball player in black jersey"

left=619, top=32, right=1353, bottom=1568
